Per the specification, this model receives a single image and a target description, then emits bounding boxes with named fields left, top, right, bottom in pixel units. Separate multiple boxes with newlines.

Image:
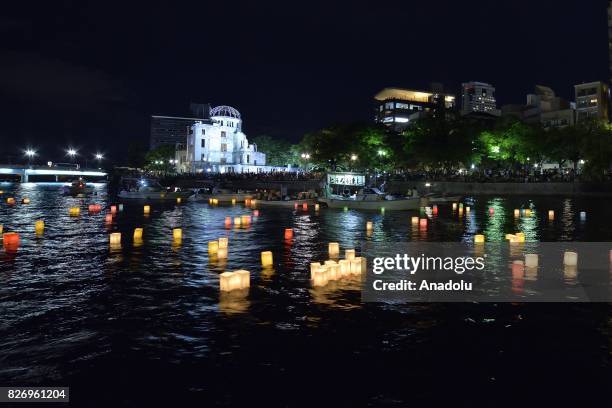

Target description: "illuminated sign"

left=327, top=173, right=365, bottom=186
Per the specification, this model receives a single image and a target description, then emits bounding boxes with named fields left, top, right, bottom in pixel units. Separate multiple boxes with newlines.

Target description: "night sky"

left=0, top=0, right=609, bottom=163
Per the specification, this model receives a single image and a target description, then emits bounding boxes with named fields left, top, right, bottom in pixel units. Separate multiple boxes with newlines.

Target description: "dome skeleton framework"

left=210, top=105, right=241, bottom=119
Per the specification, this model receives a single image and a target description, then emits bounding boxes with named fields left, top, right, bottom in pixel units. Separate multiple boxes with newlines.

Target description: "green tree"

left=251, top=135, right=296, bottom=167
left=144, top=144, right=176, bottom=172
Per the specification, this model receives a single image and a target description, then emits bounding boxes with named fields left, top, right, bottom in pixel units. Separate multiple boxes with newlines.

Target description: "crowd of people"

left=385, top=168, right=607, bottom=183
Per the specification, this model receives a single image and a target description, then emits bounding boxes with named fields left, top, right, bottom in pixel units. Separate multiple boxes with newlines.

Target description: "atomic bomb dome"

left=210, top=105, right=241, bottom=119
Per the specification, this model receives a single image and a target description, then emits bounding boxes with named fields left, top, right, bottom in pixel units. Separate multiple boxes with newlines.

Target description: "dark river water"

left=0, top=183, right=611, bottom=407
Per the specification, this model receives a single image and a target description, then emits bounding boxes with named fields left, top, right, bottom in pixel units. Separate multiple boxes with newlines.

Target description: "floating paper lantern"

left=419, top=218, right=427, bottom=228
left=380, top=207, right=385, bottom=214
left=235, top=270, right=250, bottom=289
left=109, top=232, right=121, bottom=246
left=366, top=221, right=373, bottom=231
left=118, top=204, right=123, bottom=211
left=465, top=206, right=470, bottom=213
left=452, top=203, right=457, bottom=210
left=512, top=260, right=524, bottom=277
left=580, top=211, right=586, bottom=221
left=328, top=242, right=339, bottom=257
left=209, top=198, right=213, bottom=205
left=411, top=216, right=419, bottom=225
left=0, top=225, right=3, bottom=234
left=459, top=203, right=463, bottom=209
left=432, top=205, right=438, bottom=215
left=253, top=210, right=260, bottom=217
left=338, top=259, right=350, bottom=277
left=312, top=269, right=328, bottom=287
left=345, top=249, right=356, bottom=260
left=69, top=207, right=80, bottom=217
left=172, top=228, right=182, bottom=241
left=302, top=203, right=308, bottom=211
left=3, top=232, right=20, bottom=250
left=514, top=209, right=520, bottom=218
left=324, top=260, right=337, bottom=267
left=525, top=209, right=532, bottom=217
left=105, top=214, right=113, bottom=223
left=350, top=258, right=362, bottom=275
left=217, top=246, right=228, bottom=259
left=35, top=220, right=44, bottom=235
left=241, top=215, right=251, bottom=225
left=88, top=204, right=96, bottom=212
left=213, top=198, right=219, bottom=205
left=208, top=241, right=219, bottom=254
left=133, top=228, right=143, bottom=240
left=310, top=262, right=322, bottom=279
left=505, top=233, right=515, bottom=241
left=176, top=197, right=182, bottom=204
left=231, top=198, right=236, bottom=205
left=343, top=206, right=348, bottom=212
left=315, top=204, right=320, bottom=211
left=458, top=208, right=464, bottom=217
left=474, top=234, right=485, bottom=243
left=245, top=198, right=251, bottom=206
left=261, top=251, right=273, bottom=267
left=329, top=263, right=341, bottom=280
left=220, top=271, right=249, bottom=292
left=294, top=203, right=298, bottom=210
left=488, top=207, right=494, bottom=215
left=6, top=197, right=15, bottom=205
left=284, top=228, right=293, bottom=240
left=144, top=205, right=150, bottom=215
left=515, top=232, right=525, bottom=242
left=234, top=216, right=241, bottom=226
left=250, top=199, right=256, bottom=207
left=110, top=205, right=117, bottom=214
left=563, top=251, right=578, bottom=266
left=525, top=254, right=538, bottom=268
left=218, top=237, right=228, bottom=249
left=548, top=210, right=554, bottom=220
left=22, top=198, right=30, bottom=204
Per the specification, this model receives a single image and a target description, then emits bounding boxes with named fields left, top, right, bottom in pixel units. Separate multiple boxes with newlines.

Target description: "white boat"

left=255, top=199, right=317, bottom=208
left=191, top=188, right=253, bottom=203
left=118, top=178, right=192, bottom=201
left=319, top=194, right=422, bottom=211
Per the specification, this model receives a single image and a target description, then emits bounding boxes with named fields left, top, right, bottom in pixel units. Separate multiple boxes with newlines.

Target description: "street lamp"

left=67, top=148, right=77, bottom=163
left=377, top=150, right=386, bottom=157
left=24, top=149, right=36, bottom=164
left=350, top=154, right=358, bottom=161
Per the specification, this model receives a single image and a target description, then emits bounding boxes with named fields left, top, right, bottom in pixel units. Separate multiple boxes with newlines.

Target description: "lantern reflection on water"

left=525, top=254, right=538, bottom=268
left=105, top=214, right=113, bottom=224
left=110, top=205, right=117, bottom=214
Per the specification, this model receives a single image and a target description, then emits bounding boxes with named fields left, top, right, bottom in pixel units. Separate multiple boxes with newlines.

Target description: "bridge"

left=0, top=164, right=108, bottom=182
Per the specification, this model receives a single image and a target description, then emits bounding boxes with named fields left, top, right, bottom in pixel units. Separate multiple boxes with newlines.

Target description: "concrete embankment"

left=387, top=181, right=612, bottom=196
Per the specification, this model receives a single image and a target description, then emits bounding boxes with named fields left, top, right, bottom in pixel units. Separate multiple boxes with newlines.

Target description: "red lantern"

left=3, top=232, right=20, bottom=251
left=432, top=205, right=438, bottom=215
left=253, top=210, right=260, bottom=217
left=284, top=228, right=293, bottom=240
left=110, top=205, right=117, bottom=214
left=105, top=214, right=113, bottom=224
left=302, top=203, right=308, bottom=211
left=489, top=207, right=494, bottom=215
left=224, top=216, right=232, bottom=228
left=294, top=203, right=298, bottom=210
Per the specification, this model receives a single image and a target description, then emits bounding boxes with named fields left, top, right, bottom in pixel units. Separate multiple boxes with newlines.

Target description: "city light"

left=377, top=150, right=386, bottom=157
left=300, top=153, right=310, bottom=159
left=95, top=153, right=104, bottom=160
left=67, top=148, right=77, bottom=157
left=350, top=154, right=358, bottom=161
left=24, top=149, right=36, bottom=158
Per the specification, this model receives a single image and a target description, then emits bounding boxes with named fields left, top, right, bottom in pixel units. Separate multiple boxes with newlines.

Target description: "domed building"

left=186, top=105, right=266, bottom=173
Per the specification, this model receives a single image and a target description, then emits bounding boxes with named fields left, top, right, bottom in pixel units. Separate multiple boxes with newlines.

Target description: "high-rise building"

left=150, top=103, right=211, bottom=149
left=574, top=81, right=610, bottom=123
left=374, top=85, right=455, bottom=131
left=460, top=81, right=500, bottom=117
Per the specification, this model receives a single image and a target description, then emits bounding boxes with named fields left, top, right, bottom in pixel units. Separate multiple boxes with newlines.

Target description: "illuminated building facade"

left=460, top=81, right=500, bottom=117
left=574, top=81, right=610, bottom=123
left=374, top=86, right=456, bottom=131
left=186, top=105, right=266, bottom=173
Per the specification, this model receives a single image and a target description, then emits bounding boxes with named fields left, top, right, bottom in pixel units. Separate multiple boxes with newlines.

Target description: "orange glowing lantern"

left=432, top=205, right=438, bottom=215
left=22, top=198, right=30, bottom=204
left=6, top=197, right=15, bottom=205
left=225, top=216, right=232, bottom=227
left=419, top=218, right=427, bottom=228
left=110, top=205, right=117, bottom=214
left=253, top=210, right=260, bottom=217
left=294, top=202, right=298, bottom=210
left=302, top=203, right=308, bottom=211
left=69, top=207, right=80, bottom=217
left=284, top=228, right=293, bottom=240
left=105, top=214, right=113, bottom=223
left=3, top=232, right=20, bottom=251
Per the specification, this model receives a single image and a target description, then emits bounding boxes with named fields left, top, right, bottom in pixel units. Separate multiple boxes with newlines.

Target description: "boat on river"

left=62, top=179, right=95, bottom=197
left=118, top=178, right=192, bottom=201
left=319, top=172, right=425, bottom=211
left=191, top=187, right=253, bottom=203
left=255, top=198, right=317, bottom=208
